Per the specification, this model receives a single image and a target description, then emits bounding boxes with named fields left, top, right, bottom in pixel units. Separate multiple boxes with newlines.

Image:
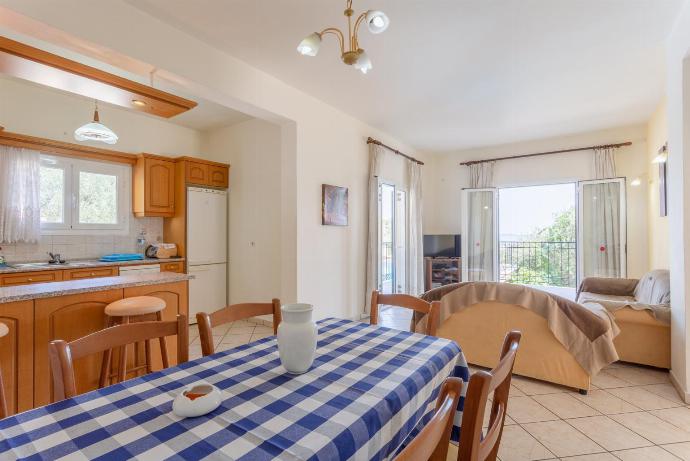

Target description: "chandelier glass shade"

left=74, top=101, right=118, bottom=145
left=296, top=0, right=389, bottom=74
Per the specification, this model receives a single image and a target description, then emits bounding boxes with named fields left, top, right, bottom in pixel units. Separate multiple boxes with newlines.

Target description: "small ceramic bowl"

left=172, top=382, right=222, bottom=418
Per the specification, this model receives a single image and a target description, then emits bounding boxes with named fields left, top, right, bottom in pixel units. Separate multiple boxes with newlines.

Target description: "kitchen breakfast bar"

left=0, top=272, right=192, bottom=414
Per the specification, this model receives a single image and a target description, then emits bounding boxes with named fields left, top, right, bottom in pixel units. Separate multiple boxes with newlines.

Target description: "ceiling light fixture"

left=132, top=99, right=147, bottom=107
left=74, top=100, right=119, bottom=145
left=297, top=0, right=389, bottom=74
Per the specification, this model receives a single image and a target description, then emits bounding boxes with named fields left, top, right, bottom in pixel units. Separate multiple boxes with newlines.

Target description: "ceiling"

left=129, top=0, right=684, bottom=151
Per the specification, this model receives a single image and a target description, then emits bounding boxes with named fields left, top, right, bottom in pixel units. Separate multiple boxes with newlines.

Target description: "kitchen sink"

left=10, top=261, right=97, bottom=268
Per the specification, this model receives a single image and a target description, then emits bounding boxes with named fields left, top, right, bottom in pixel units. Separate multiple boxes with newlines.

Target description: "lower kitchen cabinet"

left=33, top=289, right=122, bottom=407
left=0, top=301, right=34, bottom=415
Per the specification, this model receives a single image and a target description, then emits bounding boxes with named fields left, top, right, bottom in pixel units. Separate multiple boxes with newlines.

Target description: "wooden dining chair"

left=394, top=377, right=464, bottom=461
left=457, top=331, right=522, bottom=461
left=49, top=315, right=188, bottom=402
left=370, top=291, right=440, bottom=336
left=196, top=299, right=281, bottom=356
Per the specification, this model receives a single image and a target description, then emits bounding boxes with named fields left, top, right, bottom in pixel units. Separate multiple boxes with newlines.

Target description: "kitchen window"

left=40, top=155, right=130, bottom=234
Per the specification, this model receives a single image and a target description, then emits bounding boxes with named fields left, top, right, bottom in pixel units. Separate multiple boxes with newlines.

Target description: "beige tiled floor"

left=188, top=307, right=690, bottom=461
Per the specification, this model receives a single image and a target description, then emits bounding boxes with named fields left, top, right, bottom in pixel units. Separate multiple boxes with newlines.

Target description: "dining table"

left=0, top=318, right=469, bottom=460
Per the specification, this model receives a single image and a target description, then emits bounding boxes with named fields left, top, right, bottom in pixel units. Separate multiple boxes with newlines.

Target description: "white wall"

left=646, top=101, right=670, bottom=270
left=0, top=77, right=203, bottom=156
left=203, top=119, right=282, bottom=305
left=423, top=124, right=650, bottom=278
left=0, top=0, right=419, bottom=321
left=666, top=0, right=690, bottom=401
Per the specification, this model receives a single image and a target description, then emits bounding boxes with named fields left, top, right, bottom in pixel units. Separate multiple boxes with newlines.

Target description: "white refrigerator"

left=187, top=187, right=228, bottom=324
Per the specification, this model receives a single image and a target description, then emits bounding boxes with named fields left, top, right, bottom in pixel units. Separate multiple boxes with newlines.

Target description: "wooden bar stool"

left=0, top=322, right=8, bottom=419
left=99, top=296, right=169, bottom=387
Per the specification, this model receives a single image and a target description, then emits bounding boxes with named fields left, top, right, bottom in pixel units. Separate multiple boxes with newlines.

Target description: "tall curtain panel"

left=407, top=161, right=424, bottom=295
left=580, top=147, right=624, bottom=278
left=364, top=143, right=383, bottom=314
left=464, top=161, right=496, bottom=281
left=0, top=146, right=41, bottom=244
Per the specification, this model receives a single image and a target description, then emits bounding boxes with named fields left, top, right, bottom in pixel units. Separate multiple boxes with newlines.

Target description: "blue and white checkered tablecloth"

left=0, top=318, right=469, bottom=461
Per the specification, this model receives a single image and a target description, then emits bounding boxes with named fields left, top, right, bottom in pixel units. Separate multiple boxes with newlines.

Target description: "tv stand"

left=424, top=257, right=461, bottom=292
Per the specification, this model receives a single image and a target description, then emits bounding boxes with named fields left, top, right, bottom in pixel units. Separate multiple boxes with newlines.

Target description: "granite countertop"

left=0, top=272, right=194, bottom=304
left=0, top=257, right=185, bottom=274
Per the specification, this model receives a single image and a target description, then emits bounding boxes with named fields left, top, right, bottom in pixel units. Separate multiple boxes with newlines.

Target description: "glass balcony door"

left=378, top=182, right=407, bottom=294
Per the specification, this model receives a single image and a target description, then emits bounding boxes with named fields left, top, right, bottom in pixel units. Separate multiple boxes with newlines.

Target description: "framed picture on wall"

left=322, top=184, right=348, bottom=226
left=659, top=161, right=668, bottom=217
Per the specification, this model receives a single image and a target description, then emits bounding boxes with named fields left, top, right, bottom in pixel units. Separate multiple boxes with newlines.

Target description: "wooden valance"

left=0, top=127, right=137, bottom=165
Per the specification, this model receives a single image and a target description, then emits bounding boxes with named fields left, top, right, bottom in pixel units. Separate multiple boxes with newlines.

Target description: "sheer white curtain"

left=407, top=161, right=423, bottom=295
left=581, top=147, right=622, bottom=277
left=464, top=162, right=496, bottom=281
left=365, top=143, right=384, bottom=314
left=0, top=146, right=41, bottom=243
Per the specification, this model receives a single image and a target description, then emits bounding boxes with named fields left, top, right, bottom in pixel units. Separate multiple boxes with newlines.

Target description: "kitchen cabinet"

left=178, top=157, right=230, bottom=188
left=0, top=301, right=34, bottom=415
left=185, top=160, right=209, bottom=186
left=63, top=266, right=118, bottom=280
left=160, top=261, right=184, bottom=273
left=0, top=270, right=63, bottom=287
left=34, top=289, right=122, bottom=406
left=208, top=164, right=230, bottom=188
left=133, top=154, right=176, bottom=217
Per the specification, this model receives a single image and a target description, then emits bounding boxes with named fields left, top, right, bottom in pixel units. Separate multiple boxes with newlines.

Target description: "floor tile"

left=605, top=367, right=670, bottom=386
left=652, top=407, right=690, bottom=432
left=573, top=390, right=641, bottom=415
left=512, top=376, right=569, bottom=395
left=608, top=387, right=681, bottom=410
left=560, top=454, right=618, bottom=460
left=217, top=334, right=253, bottom=348
left=522, top=420, right=604, bottom=457
left=662, top=442, right=690, bottom=460
left=227, top=324, right=256, bottom=334
left=642, top=384, right=686, bottom=404
left=496, top=424, right=555, bottom=461
left=610, top=412, right=690, bottom=444
left=592, top=371, right=633, bottom=389
left=611, top=446, right=682, bottom=460
left=567, top=416, right=652, bottom=451
left=533, top=393, right=600, bottom=419
left=507, top=396, right=559, bottom=424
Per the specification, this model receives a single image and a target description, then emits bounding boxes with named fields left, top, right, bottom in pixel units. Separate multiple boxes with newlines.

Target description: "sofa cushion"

left=579, top=291, right=636, bottom=305
left=634, top=269, right=671, bottom=305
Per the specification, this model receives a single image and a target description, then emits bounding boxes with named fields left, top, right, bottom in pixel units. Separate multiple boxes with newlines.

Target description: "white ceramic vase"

left=277, top=303, right=318, bottom=374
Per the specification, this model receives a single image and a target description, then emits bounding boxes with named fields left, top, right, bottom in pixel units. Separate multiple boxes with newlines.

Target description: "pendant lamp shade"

left=74, top=102, right=118, bottom=145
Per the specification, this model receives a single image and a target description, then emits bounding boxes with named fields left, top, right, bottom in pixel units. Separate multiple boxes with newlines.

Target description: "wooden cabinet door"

left=123, top=281, right=188, bottom=369
left=34, top=289, right=123, bottom=406
left=0, top=270, right=63, bottom=287
left=0, top=301, right=34, bottom=415
left=160, top=261, right=184, bottom=273
left=208, top=165, right=229, bottom=188
left=145, top=158, right=175, bottom=216
left=185, top=161, right=209, bottom=186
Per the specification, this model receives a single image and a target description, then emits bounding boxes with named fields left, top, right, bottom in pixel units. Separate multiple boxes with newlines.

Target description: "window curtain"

left=583, top=147, right=621, bottom=277
left=466, top=162, right=496, bottom=281
left=364, top=143, right=384, bottom=314
left=407, top=161, right=423, bottom=295
left=0, top=146, right=41, bottom=244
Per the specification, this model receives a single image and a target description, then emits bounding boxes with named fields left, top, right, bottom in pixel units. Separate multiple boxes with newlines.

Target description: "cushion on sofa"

left=634, top=269, right=671, bottom=305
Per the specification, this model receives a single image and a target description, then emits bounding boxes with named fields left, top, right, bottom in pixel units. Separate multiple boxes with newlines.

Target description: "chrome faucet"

left=47, top=252, right=65, bottom=264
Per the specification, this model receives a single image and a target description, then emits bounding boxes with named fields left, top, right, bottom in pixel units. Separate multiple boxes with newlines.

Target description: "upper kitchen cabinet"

left=133, top=154, right=176, bottom=217
left=178, top=157, right=230, bottom=189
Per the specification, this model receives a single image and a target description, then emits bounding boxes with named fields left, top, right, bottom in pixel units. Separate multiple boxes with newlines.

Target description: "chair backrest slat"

left=393, top=377, right=464, bottom=461
left=458, top=331, right=521, bottom=461
left=196, top=299, right=281, bottom=356
left=370, top=291, right=440, bottom=336
left=49, top=315, right=188, bottom=402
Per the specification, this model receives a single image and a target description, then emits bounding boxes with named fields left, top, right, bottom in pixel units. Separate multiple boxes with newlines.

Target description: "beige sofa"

left=577, top=269, right=671, bottom=369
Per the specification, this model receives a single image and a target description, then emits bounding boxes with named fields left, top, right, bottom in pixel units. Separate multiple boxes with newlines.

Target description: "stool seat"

left=0, top=322, right=8, bottom=338
left=105, top=296, right=166, bottom=317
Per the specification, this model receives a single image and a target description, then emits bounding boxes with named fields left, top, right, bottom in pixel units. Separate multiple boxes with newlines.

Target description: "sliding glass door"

left=461, top=188, right=498, bottom=282
left=378, top=182, right=407, bottom=294
left=577, top=178, right=627, bottom=280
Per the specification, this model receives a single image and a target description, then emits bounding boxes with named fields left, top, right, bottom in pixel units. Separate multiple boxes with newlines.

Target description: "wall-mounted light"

left=652, top=143, right=668, bottom=164
left=630, top=178, right=641, bottom=187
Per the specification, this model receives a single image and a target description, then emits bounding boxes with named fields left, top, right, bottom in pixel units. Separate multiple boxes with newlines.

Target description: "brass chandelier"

left=297, top=0, right=389, bottom=74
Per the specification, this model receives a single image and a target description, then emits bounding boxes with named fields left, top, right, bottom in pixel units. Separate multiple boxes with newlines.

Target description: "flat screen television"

left=423, top=234, right=461, bottom=258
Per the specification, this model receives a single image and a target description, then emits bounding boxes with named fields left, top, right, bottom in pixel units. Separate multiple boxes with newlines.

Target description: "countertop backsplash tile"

left=0, top=217, right=163, bottom=263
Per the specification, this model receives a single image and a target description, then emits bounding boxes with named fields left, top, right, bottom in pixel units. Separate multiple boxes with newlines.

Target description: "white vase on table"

left=277, top=303, right=318, bottom=374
